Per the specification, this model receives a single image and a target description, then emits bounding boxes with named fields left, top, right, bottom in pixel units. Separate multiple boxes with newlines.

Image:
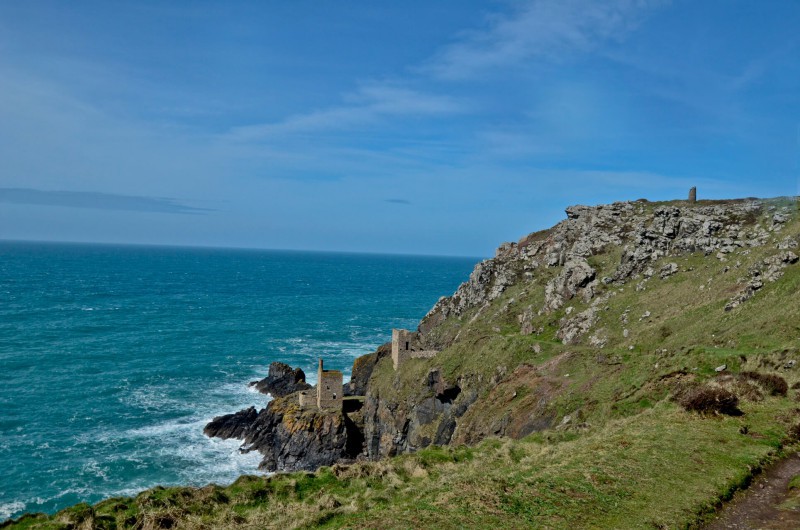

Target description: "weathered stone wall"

left=391, top=328, right=416, bottom=369
left=317, top=359, right=343, bottom=409
left=391, top=329, right=438, bottom=369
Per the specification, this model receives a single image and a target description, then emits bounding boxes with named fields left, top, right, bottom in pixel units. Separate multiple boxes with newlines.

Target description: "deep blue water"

left=0, top=241, right=477, bottom=521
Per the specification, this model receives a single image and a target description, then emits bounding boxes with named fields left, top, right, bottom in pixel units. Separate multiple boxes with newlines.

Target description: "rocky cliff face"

left=204, top=394, right=363, bottom=472
left=207, top=197, right=799, bottom=472
left=362, top=368, right=475, bottom=459
left=420, top=198, right=795, bottom=348
left=364, top=197, right=799, bottom=460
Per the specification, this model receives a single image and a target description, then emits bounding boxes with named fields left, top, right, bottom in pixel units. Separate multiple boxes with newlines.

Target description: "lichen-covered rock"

left=543, top=258, right=596, bottom=312
left=763, top=251, right=798, bottom=282
left=452, top=364, right=560, bottom=445
left=420, top=258, right=522, bottom=324
left=518, top=305, right=534, bottom=335
left=421, top=198, right=787, bottom=350
left=726, top=251, right=799, bottom=311
left=250, top=362, right=311, bottom=397
left=557, top=307, right=599, bottom=344
left=362, top=369, right=476, bottom=460
left=660, top=262, right=679, bottom=279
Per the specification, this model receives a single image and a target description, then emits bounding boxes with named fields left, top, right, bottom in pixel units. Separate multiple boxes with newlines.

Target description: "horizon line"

left=0, top=237, right=488, bottom=261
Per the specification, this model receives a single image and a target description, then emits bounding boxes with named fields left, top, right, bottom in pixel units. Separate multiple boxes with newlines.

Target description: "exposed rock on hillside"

left=452, top=363, right=562, bottom=444
left=725, top=250, right=798, bottom=311
left=420, top=199, right=790, bottom=350
left=363, top=369, right=476, bottom=459
left=544, top=258, right=596, bottom=312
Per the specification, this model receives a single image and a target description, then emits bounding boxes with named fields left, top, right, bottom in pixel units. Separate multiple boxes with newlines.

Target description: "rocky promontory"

left=204, top=392, right=364, bottom=472
left=206, top=196, right=800, bottom=475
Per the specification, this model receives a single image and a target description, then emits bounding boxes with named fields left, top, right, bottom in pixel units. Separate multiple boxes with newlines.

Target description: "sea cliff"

left=204, top=196, right=799, bottom=472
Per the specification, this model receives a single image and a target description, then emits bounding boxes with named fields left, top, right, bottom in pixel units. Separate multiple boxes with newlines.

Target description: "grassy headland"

left=7, top=197, right=800, bottom=529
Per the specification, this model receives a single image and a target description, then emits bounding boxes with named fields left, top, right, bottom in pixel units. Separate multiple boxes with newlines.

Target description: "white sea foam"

left=81, top=460, right=110, bottom=481
left=105, top=379, right=267, bottom=489
left=0, top=501, right=26, bottom=521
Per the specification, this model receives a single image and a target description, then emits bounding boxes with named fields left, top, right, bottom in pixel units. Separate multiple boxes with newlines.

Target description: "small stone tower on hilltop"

left=688, top=186, right=697, bottom=203
left=316, top=359, right=343, bottom=410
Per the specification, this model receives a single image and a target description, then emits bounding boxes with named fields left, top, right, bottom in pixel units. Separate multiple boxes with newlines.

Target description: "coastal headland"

left=8, top=195, right=800, bottom=529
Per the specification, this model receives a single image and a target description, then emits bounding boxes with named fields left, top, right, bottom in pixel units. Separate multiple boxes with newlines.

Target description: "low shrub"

left=676, top=385, right=741, bottom=416
left=739, top=371, right=788, bottom=397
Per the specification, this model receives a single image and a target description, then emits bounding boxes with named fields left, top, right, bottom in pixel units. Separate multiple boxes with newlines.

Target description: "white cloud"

left=226, top=83, right=464, bottom=142
left=425, top=0, right=668, bottom=80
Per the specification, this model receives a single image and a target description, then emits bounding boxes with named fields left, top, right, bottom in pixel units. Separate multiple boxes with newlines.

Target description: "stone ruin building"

left=298, top=359, right=343, bottom=410
left=391, top=328, right=438, bottom=370
left=688, top=186, right=697, bottom=203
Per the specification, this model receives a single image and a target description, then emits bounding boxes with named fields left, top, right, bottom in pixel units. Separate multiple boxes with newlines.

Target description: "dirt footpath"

left=705, top=453, right=800, bottom=529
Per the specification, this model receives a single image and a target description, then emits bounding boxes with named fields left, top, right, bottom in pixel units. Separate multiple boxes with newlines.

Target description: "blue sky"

left=0, top=0, right=798, bottom=256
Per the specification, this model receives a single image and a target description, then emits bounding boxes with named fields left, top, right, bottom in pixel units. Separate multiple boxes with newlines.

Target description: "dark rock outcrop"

left=206, top=349, right=383, bottom=472
left=204, top=406, right=259, bottom=440
left=249, top=362, right=311, bottom=397
left=363, top=369, right=479, bottom=460
left=204, top=395, right=364, bottom=472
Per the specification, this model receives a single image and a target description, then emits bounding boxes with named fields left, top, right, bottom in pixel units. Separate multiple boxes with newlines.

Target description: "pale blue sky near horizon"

left=0, top=0, right=798, bottom=257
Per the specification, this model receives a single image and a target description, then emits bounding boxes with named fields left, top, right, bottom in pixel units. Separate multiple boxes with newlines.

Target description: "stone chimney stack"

left=688, top=187, right=697, bottom=203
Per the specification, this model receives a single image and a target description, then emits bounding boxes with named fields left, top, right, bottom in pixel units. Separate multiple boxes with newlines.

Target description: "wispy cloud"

left=385, top=198, right=411, bottom=205
left=0, top=188, right=213, bottom=214
left=425, top=0, right=668, bottom=80
left=226, top=83, right=464, bottom=142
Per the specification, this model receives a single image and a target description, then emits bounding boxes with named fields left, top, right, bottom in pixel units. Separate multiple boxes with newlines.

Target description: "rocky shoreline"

left=204, top=350, right=384, bottom=471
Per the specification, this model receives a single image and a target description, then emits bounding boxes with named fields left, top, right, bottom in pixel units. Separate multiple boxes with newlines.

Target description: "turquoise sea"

left=0, top=241, right=477, bottom=521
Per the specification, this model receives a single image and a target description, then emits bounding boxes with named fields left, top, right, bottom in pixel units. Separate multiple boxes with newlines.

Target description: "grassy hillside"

left=8, top=399, right=797, bottom=529
left=7, top=197, right=800, bottom=529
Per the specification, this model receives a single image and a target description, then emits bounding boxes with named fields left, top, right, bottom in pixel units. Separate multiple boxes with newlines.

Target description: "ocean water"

left=0, top=241, right=477, bottom=521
